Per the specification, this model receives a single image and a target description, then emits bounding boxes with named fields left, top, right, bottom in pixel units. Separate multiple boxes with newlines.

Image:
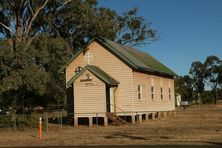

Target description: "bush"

left=16, top=114, right=40, bottom=128
left=0, top=115, right=12, bottom=128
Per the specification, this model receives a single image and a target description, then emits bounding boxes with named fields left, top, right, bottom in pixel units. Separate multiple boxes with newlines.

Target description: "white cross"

left=84, top=52, right=93, bottom=64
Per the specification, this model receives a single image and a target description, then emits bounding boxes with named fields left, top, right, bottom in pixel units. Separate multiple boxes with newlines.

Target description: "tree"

left=0, top=36, right=72, bottom=110
left=189, top=61, right=206, bottom=103
left=218, top=62, right=222, bottom=87
left=0, top=0, right=157, bottom=114
left=116, top=8, right=156, bottom=46
left=204, top=55, right=221, bottom=104
left=51, top=1, right=157, bottom=51
left=175, top=75, right=193, bottom=101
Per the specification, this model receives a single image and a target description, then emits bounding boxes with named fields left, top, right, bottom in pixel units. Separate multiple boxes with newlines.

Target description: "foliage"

left=204, top=55, right=221, bottom=104
left=187, top=56, right=222, bottom=104
left=0, top=115, right=11, bottom=128
left=0, top=113, right=41, bottom=129
left=16, top=113, right=41, bottom=129
left=0, top=0, right=157, bottom=113
left=175, top=75, right=193, bottom=101
left=116, top=8, right=156, bottom=46
left=49, top=1, right=157, bottom=51
left=0, top=36, right=72, bottom=112
left=201, top=91, right=214, bottom=104
left=189, top=61, right=206, bottom=102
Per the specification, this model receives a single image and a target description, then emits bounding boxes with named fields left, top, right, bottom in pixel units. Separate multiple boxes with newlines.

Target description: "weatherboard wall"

left=73, top=70, right=106, bottom=117
left=66, top=41, right=134, bottom=112
left=132, top=71, right=175, bottom=111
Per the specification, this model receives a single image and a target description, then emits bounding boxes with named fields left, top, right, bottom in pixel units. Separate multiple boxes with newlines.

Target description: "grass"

left=0, top=104, right=221, bottom=147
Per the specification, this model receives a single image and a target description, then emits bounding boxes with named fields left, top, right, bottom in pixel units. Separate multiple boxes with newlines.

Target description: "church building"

left=65, top=37, right=176, bottom=126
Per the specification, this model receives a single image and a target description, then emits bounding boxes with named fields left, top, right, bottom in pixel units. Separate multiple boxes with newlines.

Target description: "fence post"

left=176, top=110, right=179, bottom=132
left=11, top=112, right=16, bottom=131
left=45, top=112, right=48, bottom=133
left=61, top=109, right=63, bottom=129
left=39, top=117, right=43, bottom=140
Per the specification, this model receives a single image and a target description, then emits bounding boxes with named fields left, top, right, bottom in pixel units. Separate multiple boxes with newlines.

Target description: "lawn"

left=0, top=104, right=221, bottom=147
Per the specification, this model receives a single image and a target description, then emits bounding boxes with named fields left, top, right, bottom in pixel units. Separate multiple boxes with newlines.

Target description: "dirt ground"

left=0, top=104, right=222, bottom=147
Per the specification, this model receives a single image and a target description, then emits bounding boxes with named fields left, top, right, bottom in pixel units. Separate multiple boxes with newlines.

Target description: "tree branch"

left=0, top=21, right=21, bottom=42
left=25, top=0, right=48, bottom=36
left=7, top=0, right=15, bottom=10
left=63, top=0, right=71, bottom=5
left=28, top=0, right=34, bottom=16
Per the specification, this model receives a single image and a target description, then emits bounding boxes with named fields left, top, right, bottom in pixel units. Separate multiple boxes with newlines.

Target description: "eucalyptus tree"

left=0, top=0, right=157, bottom=114
left=175, top=75, right=194, bottom=101
left=204, top=55, right=221, bottom=104
left=189, top=61, right=206, bottom=103
left=0, top=0, right=72, bottom=114
left=52, top=1, right=157, bottom=52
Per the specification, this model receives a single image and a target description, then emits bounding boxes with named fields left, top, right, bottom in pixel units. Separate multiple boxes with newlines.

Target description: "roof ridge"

left=96, top=37, right=177, bottom=76
left=64, top=36, right=177, bottom=77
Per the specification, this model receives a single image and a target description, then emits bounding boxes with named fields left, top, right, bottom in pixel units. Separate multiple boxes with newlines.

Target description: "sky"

left=98, top=0, right=222, bottom=76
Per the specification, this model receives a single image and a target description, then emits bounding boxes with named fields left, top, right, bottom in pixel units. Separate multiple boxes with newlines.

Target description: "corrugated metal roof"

left=96, top=37, right=177, bottom=76
left=64, top=36, right=177, bottom=77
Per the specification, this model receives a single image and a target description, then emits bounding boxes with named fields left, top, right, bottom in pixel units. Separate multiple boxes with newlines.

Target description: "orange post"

left=39, top=117, right=43, bottom=140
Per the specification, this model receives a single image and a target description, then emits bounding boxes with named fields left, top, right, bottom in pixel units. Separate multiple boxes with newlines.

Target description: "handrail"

left=107, top=103, right=127, bottom=121
left=107, top=103, right=126, bottom=113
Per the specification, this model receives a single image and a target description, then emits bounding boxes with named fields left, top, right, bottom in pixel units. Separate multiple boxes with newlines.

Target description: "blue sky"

left=99, top=0, right=222, bottom=76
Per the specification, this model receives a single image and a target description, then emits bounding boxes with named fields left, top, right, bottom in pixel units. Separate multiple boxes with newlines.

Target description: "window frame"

left=169, top=88, right=171, bottom=99
left=137, top=85, right=142, bottom=99
left=160, top=87, right=163, bottom=100
left=151, top=86, right=154, bottom=100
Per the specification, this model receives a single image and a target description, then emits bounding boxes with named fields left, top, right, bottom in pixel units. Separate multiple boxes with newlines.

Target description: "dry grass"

left=0, top=104, right=222, bottom=147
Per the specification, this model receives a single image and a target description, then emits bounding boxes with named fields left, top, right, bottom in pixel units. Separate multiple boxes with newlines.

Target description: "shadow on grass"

left=12, top=143, right=222, bottom=148
left=204, top=141, right=222, bottom=146
left=104, top=132, right=172, bottom=141
left=104, top=132, right=147, bottom=140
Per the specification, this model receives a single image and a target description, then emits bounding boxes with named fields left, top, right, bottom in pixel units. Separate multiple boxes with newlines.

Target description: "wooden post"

left=138, top=115, right=142, bottom=123
left=89, top=117, right=93, bottom=127
left=131, top=115, right=136, bottom=124
left=104, top=117, right=108, bottom=127
left=163, top=112, right=167, bottom=117
left=145, top=114, right=149, bottom=121
left=152, top=112, right=155, bottom=120
left=45, top=112, right=48, bottom=132
left=158, top=112, right=161, bottom=118
left=74, top=117, right=78, bottom=127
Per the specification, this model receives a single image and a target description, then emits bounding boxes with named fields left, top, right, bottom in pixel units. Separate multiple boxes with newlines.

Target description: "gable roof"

left=65, top=36, right=177, bottom=77
left=66, top=65, right=119, bottom=87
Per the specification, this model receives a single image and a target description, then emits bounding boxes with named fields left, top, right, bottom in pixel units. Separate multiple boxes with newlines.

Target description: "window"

left=160, top=87, right=163, bottom=99
left=75, top=66, right=83, bottom=74
left=169, top=88, right=171, bottom=99
left=138, top=85, right=142, bottom=99
left=151, top=86, right=154, bottom=100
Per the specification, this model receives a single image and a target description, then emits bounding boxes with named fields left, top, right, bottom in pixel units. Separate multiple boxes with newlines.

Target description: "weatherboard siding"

left=132, top=71, right=175, bottom=111
left=74, top=70, right=106, bottom=117
left=66, top=40, right=175, bottom=115
left=66, top=41, right=133, bottom=112
left=66, top=52, right=85, bottom=83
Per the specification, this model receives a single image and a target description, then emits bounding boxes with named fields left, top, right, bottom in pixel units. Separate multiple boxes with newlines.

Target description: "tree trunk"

left=198, top=93, right=202, bottom=104
left=16, top=12, right=23, bottom=40
left=14, top=11, right=24, bottom=51
left=11, top=103, right=17, bottom=131
left=214, top=89, right=217, bottom=104
left=11, top=96, right=18, bottom=131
